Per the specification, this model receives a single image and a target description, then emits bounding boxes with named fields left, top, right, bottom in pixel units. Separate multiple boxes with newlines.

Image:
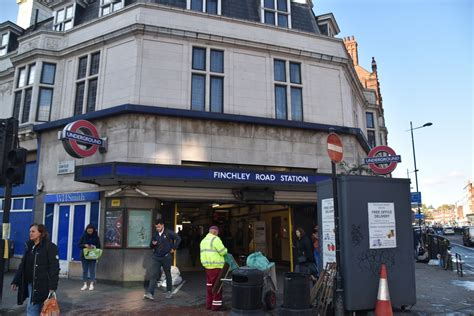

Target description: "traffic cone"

left=375, top=264, right=393, bottom=316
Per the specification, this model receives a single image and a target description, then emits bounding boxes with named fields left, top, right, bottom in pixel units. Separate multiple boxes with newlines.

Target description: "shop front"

left=74, top=162, right=327, bottom=283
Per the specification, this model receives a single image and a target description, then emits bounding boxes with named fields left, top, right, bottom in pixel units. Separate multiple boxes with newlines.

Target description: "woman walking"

left=294, top=227, right=316, bottom=275
left=79, top=224, right=101, bottom=291
left=11, top=223, right=59, bottom=316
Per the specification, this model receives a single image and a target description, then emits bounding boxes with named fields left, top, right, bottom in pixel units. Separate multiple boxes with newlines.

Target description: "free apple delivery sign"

left=61, top=120, right=107, bottom=158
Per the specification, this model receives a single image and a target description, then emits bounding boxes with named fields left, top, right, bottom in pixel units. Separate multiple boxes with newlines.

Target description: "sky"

left=316, top=0, right=473, bottom=208
left=0, top=0, right=472, bottom=208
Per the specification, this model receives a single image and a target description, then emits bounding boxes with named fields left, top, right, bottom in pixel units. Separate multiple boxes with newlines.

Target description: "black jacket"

left=295, top=235, right=314, bottom=263
left=150, top=228, right=181, bottom=257
left=78, top=231, right=101, bottom=260
left=12, top=239, right=60, bottom=305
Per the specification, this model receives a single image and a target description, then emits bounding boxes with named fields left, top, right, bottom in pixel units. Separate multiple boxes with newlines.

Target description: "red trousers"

left=206, top=268, right=223, bottom=311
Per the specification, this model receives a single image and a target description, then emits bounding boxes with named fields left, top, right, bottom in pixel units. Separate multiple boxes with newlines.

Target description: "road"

left=445, top=233, right=474, bottom=274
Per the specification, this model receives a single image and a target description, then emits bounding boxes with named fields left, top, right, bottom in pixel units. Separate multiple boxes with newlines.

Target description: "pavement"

left=0, top=261, right=472, bottom=315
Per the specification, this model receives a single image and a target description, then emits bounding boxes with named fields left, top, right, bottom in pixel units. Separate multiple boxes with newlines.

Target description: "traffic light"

left=0, top=118, right=18, bottom=186
left=5, top=148, right=27, bottom=185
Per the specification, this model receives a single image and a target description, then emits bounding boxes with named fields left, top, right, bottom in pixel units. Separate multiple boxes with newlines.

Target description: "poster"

left=368, top=202, right=397, bottom=249
left=104, top=210, right=123, bottom=248
left=321, top=198, right=336, bottom=267
left=127, top=210, right=152, bottom=248
left=253, top=221, right=267, bottom=254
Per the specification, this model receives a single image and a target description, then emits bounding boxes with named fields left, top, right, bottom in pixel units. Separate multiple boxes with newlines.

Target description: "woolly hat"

left=209, top=226, right=219, bottom=232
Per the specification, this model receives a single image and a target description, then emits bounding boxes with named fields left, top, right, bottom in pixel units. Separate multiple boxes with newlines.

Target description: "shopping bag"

left=83, top=248, right=103, bottom=260
left=40, top=291, right=60, bottom=316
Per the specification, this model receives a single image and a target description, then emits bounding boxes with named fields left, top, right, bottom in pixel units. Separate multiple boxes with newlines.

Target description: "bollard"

left=279, top=272, right=313, bottom=315
left=230, top=267, right=264, bottom=315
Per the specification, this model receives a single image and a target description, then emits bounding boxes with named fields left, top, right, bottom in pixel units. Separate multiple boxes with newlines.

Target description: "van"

left=462, top=226, right=474, bottom=246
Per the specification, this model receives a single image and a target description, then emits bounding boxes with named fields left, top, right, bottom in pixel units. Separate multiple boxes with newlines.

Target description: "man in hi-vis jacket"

left=200, top=226, right=227, bottom=311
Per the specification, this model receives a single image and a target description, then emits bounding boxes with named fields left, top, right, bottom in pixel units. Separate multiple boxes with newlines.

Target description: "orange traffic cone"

left=375, top=264, right=393, bottom=316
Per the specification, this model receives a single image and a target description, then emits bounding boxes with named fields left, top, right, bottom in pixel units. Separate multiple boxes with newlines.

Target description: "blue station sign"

left=411, top=192, right=422, bottom=204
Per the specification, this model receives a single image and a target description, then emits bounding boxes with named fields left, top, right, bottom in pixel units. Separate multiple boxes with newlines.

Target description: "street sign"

left=364, top=145, right=401, bottom=175
left=414, top=213, right=424, bottom=220
left=327, top=133, right=343, bottom=163
left=411, top=192, right=422, bottom=204
left=61, top=120, right=106, bottom=158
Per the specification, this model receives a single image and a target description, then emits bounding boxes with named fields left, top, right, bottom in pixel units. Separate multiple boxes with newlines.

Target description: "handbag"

left=40, top=291, right=60, bottom=316
left=83, top=248, right=103, bottom=260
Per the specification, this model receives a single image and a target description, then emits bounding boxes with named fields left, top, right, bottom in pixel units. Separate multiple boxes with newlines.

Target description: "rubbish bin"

left=279, top=272, right=313, bottom=315
left=230, top=267, right=264, bottom=315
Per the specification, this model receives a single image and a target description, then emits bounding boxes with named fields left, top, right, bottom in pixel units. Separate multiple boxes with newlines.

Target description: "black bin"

left=231, top=267, right=264, bottom=315
left=280, top=272, right=313, bottom=315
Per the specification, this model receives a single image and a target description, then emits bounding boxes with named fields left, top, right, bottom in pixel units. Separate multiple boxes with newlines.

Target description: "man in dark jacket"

left=11, top=223, right=59, bottom=316
left=144, top=219, right=181, bottom=300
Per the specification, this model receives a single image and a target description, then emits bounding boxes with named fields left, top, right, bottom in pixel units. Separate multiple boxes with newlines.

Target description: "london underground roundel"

left=61, top=120, right=104, bottom=158
left=364, top=145, right=401, bottom=175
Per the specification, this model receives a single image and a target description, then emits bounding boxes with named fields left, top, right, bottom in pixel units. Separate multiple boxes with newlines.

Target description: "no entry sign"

left=364, top=145, right=401, bottom=175
left=327, top=133, right=343, bottom=163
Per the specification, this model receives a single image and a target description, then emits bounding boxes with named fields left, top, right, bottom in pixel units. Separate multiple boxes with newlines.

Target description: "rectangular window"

left=75, top=52, right=100, bottom=115
left=274, top=60, right=286, bottom=82
left=188, top=0, right=220, bottom=14
left=191, top=74, right=205, bottom=111
left=290, top=87, right=303, bottom=121
left=190, top=47, right=224, bottom=113
left=190, top=0, right=203, bottom=11
left=37, top=88, right=53, bottom=122
left=25, top=198, right=34, bottom=210
left=1, top=33, right=8, bottom=46
left=27, top=64, right=36, bottom=85
left=86, top=78, right=98, bottom=113
left=192, top=47, right=206, bottom=70
left=210, top=76, right=223, bottom=113
left=275, top=85, right=287, bottom=119
left=74, top=82, right=85, bottom=115
left=12, top=199, right=24, bottom=210
left=41, top=63, right=56, bottom=85
left=77, top=56, right=88, bottom=79
left=100, top=0, right=125, bottom=17
left=367, top=130, right=376, bottom=148
left=54, top=5, right=74, bottom=31
left=262, top=0, right=290, bottom=28
left=21, top=88, right=32, bottom=123
left=13, top=92, right=22, bottom=120
left=273, top=59, right=303, bottom=121
left=17, top=67, right=26, bottom=88
left=210, top=50, right=224, bottom=73
left=366, top=112, right=375, bottom=128
left=207, top=0, right=218, bottom=14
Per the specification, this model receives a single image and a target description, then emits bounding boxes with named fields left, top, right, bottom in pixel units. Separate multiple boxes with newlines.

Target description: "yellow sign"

left=111, top=199, right=121, bottom=207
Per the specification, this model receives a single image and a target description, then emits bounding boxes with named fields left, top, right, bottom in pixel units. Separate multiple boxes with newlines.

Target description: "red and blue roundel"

left=61, top=120, right=103, bottom=158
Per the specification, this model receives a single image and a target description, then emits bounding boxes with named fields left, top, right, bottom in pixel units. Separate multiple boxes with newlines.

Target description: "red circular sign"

left=366, top=145, right=399, bottom=175
left=62, top=120, right=102, bottom=158
left=327, top=133, right=343, bottom=163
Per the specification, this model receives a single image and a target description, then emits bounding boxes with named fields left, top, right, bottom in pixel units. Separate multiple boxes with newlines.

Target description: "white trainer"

left=89, top=283, right=94, bottom=291
left=81, top=283, right=88, bottom=291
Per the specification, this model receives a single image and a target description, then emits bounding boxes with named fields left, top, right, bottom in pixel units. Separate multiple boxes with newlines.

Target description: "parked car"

left=443, top=226, right=455, bottom=235
left=462, top=226, right=474, bottom=246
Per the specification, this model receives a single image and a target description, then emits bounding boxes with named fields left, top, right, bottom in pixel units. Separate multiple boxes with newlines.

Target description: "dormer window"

left=187, top=0, right=221, bottom=15
left=54, top=4, right=75, bottom=31
left=0, top=32, right=9, bottom=56
left=100, top=0, right=124, bottom=17
left=261, top=0, right=291, bottom=28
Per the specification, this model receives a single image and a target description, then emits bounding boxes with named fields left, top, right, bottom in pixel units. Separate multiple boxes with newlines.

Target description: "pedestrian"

left=78, top=223, right=101, bottom=291
left=294, top=227, right=316, bottom=275
left=11, top=223, right=59, bottom=316
left=188, top=226, right=200, bottom=267
left=311, top=225, right=320, bottom=277
left=144, top=219, right=181, bottom=300
left=200, top=226, right=228, bottom=311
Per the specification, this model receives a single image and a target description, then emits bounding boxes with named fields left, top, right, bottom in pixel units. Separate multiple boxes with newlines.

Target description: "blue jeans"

left=147, top=254, right=172, bottom=294
left=82, top=259, right=97, bottom=282
left=26, top=284, right=43, bottom=316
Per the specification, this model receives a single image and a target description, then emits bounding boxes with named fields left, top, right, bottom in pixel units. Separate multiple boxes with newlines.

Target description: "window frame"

left=35, top=62, right=57, bottom=122
left=187, top=0, right=222, bottom=15
left=261, top=0, right=292, bottom=28
left=365, top=111, right=376, bottom=148
left=99, top=0, right=125, bottom=17
left=74, top=52, right=101, bottom=115
left=273, top=59, right=303, bottom=121
left=0, top=32, right=9, bottom=56
left=53, top=3, right=75, bottom=32
left=190, top=47, right=225, bottom=113
left=13, top=63, right=36, bottom=123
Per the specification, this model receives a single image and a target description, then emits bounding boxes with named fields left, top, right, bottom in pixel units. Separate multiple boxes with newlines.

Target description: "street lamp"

left=409, top=121, right=433, bottom=230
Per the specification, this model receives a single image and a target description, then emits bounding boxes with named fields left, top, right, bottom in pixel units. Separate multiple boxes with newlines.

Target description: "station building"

left=0, top=0, right=388, bottom=282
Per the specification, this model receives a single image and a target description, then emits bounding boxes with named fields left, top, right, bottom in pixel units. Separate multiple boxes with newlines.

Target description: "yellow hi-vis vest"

left=200, top=233, right=228, bottom=269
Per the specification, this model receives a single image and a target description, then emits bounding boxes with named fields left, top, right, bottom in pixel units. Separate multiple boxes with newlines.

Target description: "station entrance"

left=173, top=202, right=316, bottom=272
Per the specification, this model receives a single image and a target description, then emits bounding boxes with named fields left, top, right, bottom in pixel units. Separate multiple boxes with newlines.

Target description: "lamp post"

left=409, top=121, right=433, bottom=230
